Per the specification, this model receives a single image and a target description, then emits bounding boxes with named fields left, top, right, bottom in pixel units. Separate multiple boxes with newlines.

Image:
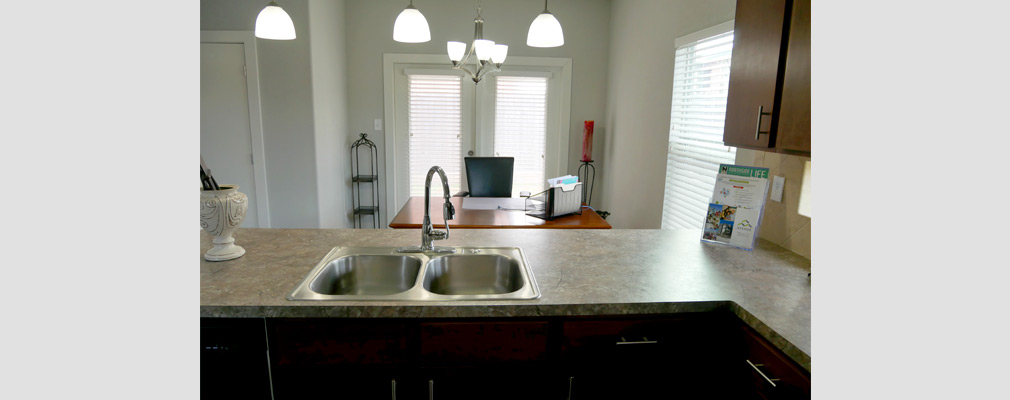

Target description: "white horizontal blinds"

left=662, top=30, right=737, bottom=229
left=407, top=74, right=463, bottom=197
left=493, top=75, right=548, bottom=197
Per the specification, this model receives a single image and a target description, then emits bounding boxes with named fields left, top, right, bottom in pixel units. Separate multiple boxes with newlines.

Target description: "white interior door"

left=200, top=42, right=260, bottom=227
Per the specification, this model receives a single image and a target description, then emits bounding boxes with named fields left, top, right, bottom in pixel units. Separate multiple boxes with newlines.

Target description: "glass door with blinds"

left=391, top=66, right=475, bottom=211
left=482, top=73, right=552, bottom=197
left=662, top=21, right=738, bottom=229
left=388, top=57, right=570, bottom=216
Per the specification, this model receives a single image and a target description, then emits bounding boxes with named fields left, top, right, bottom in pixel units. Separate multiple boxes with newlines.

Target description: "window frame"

left=662, top=20, right=738, bottom=230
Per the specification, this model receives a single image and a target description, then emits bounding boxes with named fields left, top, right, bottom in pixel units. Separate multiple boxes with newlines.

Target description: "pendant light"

left=527, top=0, right=564, bottom=48
left=254, top=1, right=296, bottom=40
left=393, top=0, right=431, bottom=43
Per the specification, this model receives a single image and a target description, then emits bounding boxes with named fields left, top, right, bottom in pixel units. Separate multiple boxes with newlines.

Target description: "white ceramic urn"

left=200, top=185, right=247, bottom=261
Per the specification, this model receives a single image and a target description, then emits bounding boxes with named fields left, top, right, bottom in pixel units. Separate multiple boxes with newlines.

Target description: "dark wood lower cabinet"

left=201, top=314, right=809, bottom=399
left=200, top=318, right=272, bottom=399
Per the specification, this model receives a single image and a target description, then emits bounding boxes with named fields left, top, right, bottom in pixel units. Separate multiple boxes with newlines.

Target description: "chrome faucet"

left=397, top=166, right=456, bottom=253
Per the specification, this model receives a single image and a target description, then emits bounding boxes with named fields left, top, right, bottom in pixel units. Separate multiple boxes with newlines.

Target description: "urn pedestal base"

left=205, top=236, right=246, bottom=261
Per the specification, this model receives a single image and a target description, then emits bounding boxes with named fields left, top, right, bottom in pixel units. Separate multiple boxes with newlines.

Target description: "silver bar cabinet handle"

left=429, top=379, right=434, bottom=400
left=755, top=105, right=772, bottom=140
left=746, top=359, right=780, bottom=387
left=615, top=336, right=658, bottom=345
left=391, top=379, right=396, bottom=400
left=567, top=376, right=574, bottom=400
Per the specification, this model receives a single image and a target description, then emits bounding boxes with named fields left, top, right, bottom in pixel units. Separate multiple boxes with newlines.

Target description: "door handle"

left=746, top=359, right=780, bottom=387
left=755, top=105, right=772, bottom=140
left=616, top=336, right=658, bottom=345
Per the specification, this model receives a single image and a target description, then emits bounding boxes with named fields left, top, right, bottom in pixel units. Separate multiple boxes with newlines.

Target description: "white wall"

left=201, top=0, right=321, bottom=228
left=344, top=0, right=611, bottom=225
left=308, top=0, right=351, bottom=228
left=601, top=0, right=735, bottom=228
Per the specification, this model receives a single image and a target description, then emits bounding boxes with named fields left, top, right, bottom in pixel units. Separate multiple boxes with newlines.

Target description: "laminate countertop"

left=201, top=228, right=811, bottom=370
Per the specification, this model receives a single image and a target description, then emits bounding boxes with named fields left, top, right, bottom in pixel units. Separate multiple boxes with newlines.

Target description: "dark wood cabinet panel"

left=724, top=0, right=812, bottom=156
left=203, top=315, right=808, bottom=399
left=724, top=0, right=790, bottom=150
left=777, top=0, right=811, bottom=154
left=562, top=315, right=751, bottom=399
left=200, top=318, right=272, bottom=399
left=738, top=325, right=811, bottom=400
left=268, top=318, right=409, bottom=366
left=419, top=321, right=549, bottom=365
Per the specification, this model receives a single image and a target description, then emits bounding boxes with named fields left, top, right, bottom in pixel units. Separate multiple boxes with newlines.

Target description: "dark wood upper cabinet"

left=724, top=0, right=811, bottom=156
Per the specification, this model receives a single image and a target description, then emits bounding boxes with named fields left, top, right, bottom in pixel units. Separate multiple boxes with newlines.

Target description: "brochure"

left=701, top=164, right=770, bottom=250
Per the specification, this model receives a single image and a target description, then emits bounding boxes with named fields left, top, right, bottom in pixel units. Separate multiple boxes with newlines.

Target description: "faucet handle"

left=444, top=202, right=456, bottom=220
left=429, top=229, right=448, bottom=240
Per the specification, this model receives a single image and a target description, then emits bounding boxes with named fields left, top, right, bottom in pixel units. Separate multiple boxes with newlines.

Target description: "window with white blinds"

left=662, top=28, right=737, bottom=229
left=493, top=75, right=548, bottom=197
left=407, top=74, right=463, bottom=197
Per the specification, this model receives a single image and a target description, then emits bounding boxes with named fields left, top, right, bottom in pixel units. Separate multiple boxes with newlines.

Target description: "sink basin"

left=309, top=255, right=421, bottom=295
left=287, top=246, right=539, bottom=301
left=422, top=255, right=524, bottom=295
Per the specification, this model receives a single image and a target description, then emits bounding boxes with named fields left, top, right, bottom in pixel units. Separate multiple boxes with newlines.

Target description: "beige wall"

left=736, top=149, right=811, bottom=259
left=201, top=0, right=321, bottom=228
left=600, top=0, right=736, bottom=228
left=344, top=0, right=612, bottom=225
left=308, top=0, right=351, bottom=228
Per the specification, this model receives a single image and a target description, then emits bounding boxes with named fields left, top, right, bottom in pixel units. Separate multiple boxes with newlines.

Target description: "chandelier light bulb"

left=447, top=41, right=467, bottom=62
left=474, top=39, right=495, bottom=61
left=491, top=44, right=509, bottom=64
left=393, top=1, right=431, bottom=43
left=255, top=1, right=296, bottom=40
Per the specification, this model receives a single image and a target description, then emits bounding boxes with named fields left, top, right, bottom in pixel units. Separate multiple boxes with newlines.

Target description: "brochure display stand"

left=701, top=164, right=770, bottom=251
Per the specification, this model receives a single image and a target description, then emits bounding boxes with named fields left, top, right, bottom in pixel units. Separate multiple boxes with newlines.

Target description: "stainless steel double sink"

left=287, top=246, right=540, bottom=301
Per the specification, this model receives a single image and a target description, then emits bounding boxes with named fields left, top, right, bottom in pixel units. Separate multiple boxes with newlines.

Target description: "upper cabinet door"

left=777, top=0, right=811, bottom=154
left=723, top=0, right=789, bottom=150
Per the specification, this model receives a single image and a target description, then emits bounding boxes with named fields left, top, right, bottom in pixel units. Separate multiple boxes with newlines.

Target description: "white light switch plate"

left=374, top=119, right=383, bottom=131
left=771, top=175, right=785, bottom=202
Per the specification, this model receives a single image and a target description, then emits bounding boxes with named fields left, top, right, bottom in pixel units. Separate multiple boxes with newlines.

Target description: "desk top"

left=388, top=196, right=612, bottom=229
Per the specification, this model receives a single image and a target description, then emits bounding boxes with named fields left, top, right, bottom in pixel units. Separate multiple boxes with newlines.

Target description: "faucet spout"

left=420, top=166, right=455, bottom=252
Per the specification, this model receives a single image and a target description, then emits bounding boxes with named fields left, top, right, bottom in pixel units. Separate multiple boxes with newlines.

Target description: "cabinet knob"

left=755, top=105, right=772, bottom=140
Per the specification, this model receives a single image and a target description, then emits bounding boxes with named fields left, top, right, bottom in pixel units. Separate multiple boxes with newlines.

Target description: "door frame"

left=200, top=31, right=271, bottom=227
left=382, top=54, right=572, bottom=227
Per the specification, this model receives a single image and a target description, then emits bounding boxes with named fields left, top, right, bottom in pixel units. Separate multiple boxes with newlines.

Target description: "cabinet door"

left=200, top=318, right=272, bottom=399
left=723, top=0, right=789, bottom=150
left=776, top=0, right=811, bottom=154
left=739, top=326, right=811, bottom=400
left=419, top=321, right=549, bottom=365
left=562, top=317, right=747, bottom=399
left=267, top=319, right=411, bottom=398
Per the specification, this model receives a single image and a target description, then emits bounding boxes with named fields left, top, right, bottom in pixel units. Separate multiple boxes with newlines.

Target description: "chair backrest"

left=464, top=157, right=514, bottom=197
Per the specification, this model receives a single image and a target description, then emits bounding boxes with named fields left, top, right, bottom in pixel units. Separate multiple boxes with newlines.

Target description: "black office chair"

left=459, top=157, right=514, bottom=197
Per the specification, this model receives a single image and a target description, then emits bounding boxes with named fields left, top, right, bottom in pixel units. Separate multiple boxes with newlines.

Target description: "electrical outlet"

left=771, top=175, right=785, bottom=202
left=374, top=119, right=383, bottom=131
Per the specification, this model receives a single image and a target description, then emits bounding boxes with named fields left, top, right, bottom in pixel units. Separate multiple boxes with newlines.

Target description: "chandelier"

left=446, top=2, right=508, bottom=84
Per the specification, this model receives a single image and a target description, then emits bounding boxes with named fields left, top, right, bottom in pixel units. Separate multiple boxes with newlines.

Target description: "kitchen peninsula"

left=201, top=228, right=811, bottom=398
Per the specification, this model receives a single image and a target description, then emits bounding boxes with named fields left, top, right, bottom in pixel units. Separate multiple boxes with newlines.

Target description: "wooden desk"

left=389, top=196, right=612, bottom=229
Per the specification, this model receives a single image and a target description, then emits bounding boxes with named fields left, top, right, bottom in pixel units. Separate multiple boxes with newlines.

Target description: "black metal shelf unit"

left=351, top=133, right=380, bottom=228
